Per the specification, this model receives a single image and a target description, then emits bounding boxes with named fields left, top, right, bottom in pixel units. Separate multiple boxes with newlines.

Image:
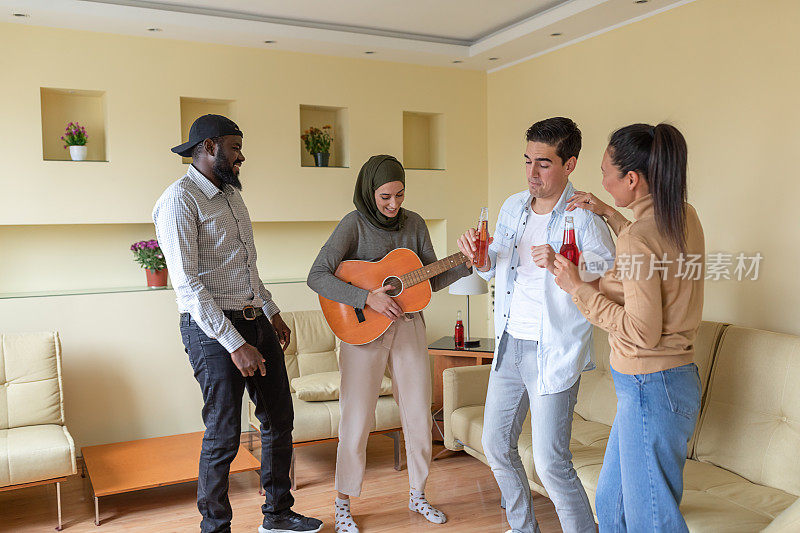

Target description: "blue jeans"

left=180, top=313, right=294, bottom=533
left=482, top=332, right=595, bottom=533
left=596, top=364, right=701, bottom=533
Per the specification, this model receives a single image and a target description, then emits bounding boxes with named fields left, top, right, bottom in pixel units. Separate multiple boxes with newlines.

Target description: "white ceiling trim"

left=471, top=0, right=608, bottom=55
left=81, top=0, right=474, bottom=46
left=7, top=0, right=468, bottom=56
left=486, top=0, right=697, bottom=73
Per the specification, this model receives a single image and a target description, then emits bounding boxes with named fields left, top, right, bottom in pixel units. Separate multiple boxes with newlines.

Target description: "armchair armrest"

left=443, top=365, right=491, bottom=451
left=763, top=497, right=800, bottom=532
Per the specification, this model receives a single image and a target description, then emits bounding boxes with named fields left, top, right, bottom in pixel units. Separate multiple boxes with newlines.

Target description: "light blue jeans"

left=482, top=332, right=596, bottom=533
left=596, top=364, right=701, bottom=532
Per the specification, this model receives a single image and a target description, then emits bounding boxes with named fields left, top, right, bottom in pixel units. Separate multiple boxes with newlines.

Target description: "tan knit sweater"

left=572, top=194, right=705, bottom=375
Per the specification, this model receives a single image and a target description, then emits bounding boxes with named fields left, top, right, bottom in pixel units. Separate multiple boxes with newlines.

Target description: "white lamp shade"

left=448, top=270, right=488, bottom=296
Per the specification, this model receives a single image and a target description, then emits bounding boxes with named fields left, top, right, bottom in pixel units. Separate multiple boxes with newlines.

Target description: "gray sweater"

left=307, top=210, right=470, bottom=309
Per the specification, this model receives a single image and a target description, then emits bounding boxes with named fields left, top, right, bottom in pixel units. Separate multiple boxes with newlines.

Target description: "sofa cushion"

left=451, top=406, right=498, bottom=457
left=291, top=371, right=392, bottom=402
left=763, top=496, right=800, bottom=532
left=290, top=394, right=340, bottom=442
left=297, top=350, right=340, bottom=377
left=0, top=332, right=64, bottom=430
left=292, top=310, right=337, bottom=355
left=0, top=424, right=76, bottom=487
left=578, top=458, right=797, bottom=532
left=574, top=327, right=616, bottom=427
left=694, top=326, right=800, bottom=497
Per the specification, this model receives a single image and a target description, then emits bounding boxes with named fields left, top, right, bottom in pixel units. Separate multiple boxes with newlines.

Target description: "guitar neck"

left=400, top=252, right=469, bottom=288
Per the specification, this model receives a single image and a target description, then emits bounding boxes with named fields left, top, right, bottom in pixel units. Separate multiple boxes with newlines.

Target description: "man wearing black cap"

left=154, top=114, right=322, bottom=533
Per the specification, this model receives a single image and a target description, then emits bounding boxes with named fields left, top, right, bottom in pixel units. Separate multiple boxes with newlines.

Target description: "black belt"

left=223, top=306, right=264, bottom=321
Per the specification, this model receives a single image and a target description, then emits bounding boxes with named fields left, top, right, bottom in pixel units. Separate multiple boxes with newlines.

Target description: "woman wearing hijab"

left=552, top=123, right=704, bottom=531
left=308, top=155, right=469, bottom=533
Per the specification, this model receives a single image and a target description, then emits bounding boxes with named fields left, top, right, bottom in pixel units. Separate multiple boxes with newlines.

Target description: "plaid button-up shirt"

left=153, top=165, right=280, bottom=353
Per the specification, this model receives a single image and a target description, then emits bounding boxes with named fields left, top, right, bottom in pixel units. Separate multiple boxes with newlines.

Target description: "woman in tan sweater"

left=552, top=123, right=704, bottom=532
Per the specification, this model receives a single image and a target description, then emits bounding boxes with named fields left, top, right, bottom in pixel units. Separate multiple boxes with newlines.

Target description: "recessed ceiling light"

left=550, top=32, right=563, bottom=37
left=364, top=51, right=375, bottom=54
left=452, top=60, right=463, bottom=64
left=147, top=27, right=162, bottom=32
left=263, top=40, right=276, bottom=44
left=12, top=12, right=30, bottom=17
left=488, top=57, right=499, bottom=61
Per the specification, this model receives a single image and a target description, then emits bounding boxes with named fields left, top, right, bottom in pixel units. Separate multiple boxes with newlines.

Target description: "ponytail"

left=608, top=123, right=688, bottom=252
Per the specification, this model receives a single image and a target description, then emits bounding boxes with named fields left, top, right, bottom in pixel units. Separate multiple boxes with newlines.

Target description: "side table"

left=428, top=336, right=494, bottom=446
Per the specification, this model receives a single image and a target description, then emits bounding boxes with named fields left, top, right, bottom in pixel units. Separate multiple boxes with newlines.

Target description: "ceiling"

left=3, top=0, right=696, bottom=71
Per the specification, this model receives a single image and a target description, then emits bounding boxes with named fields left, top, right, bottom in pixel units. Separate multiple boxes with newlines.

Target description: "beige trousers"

left=335, top=313, right=432, bottom=497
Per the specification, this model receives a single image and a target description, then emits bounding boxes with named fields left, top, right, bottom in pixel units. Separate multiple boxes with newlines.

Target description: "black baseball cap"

left=171, top=114, right=243, bottom=157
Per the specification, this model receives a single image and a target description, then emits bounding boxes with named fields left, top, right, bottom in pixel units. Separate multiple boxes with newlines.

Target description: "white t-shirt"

left=505, top=206, right=551, bottom=341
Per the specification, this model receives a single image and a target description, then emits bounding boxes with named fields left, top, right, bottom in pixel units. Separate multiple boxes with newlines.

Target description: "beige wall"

left=0, top=23, right=486, bottom=225
left=0, top=23, right=488, bottom=449
left=487, top=0, right=800, bottom=337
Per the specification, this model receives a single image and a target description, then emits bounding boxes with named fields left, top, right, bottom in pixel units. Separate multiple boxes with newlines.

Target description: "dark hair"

left=191, top=136, right=222, bottom=160
left=525, top=117, right=582, bottom=164
left=608, top=123, right=688, bottom=251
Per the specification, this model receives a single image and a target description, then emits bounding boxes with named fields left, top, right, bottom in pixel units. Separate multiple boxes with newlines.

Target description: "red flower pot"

left=145, top=268, right=168, bottom=288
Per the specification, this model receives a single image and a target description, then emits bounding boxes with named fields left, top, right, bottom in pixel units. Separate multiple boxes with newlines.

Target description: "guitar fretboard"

left=399, top=252, right=469, bottom=288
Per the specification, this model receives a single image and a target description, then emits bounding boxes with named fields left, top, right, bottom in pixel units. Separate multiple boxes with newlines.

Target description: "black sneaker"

left=258, top=509, right=323, bottom=533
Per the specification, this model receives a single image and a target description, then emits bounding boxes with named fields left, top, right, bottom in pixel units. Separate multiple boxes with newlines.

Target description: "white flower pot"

left=69, top=145, right=88, bottom=161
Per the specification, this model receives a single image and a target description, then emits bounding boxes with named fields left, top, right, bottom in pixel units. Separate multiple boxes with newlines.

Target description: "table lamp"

left=448, top=270, right=489, bottom=346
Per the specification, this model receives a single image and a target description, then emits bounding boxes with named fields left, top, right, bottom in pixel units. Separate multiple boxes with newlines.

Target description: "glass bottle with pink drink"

left=474, top=208, right=489, bottom=269
left=560, top=216, right=580, bottom=266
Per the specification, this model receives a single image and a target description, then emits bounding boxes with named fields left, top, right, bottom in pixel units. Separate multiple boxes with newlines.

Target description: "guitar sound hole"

left=382, top=276, right=403, bottom=297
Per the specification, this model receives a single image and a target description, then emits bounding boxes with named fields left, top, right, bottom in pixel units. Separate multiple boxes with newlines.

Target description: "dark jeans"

left=180, top=313, right=294, bottom=533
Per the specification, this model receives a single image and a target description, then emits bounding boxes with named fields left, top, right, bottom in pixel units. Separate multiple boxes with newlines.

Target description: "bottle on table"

left=560, top=216, right=580, bottom=266
left=475, top=207, right=489, bottom=269
left=454, top=311, right=465, bottom=349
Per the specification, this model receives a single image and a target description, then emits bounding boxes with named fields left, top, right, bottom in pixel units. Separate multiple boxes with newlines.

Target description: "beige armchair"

left=247, top=310, right=403, bottom=488
left=0, top=331, right=77, bottom=531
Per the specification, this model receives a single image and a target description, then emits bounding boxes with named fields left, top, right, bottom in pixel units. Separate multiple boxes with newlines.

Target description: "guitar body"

left=319, top=248, right=432, bottom=345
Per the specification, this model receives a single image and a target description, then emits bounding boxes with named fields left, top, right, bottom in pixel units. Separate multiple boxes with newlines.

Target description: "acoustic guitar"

left=319, top=248, right=469, bottom=345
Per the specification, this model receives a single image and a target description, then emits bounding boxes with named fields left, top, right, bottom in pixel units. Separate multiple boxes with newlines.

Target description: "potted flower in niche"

left=61, top=122, right=88, bottom=161
left=131, top=240, right=168, bottom=288
left=301, top=125, right=334, bottom=167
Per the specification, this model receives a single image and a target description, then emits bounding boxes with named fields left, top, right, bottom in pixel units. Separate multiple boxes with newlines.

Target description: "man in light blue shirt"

left=458, top=117, right=615, bottom=533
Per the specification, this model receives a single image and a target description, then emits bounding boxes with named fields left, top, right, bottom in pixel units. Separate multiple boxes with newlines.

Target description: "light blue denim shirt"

left=477, top=182, right=616, bottom=394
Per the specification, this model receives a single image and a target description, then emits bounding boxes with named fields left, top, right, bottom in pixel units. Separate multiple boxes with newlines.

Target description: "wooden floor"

left=0, top=435, right=562, bottom=532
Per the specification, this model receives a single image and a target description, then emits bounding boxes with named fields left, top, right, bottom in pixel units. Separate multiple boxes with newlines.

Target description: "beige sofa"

left=0, top=332, right=77, bottom=531
left=247, top=310, right=403, bottom=487
left=444, top=321, right=800, bottom=531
